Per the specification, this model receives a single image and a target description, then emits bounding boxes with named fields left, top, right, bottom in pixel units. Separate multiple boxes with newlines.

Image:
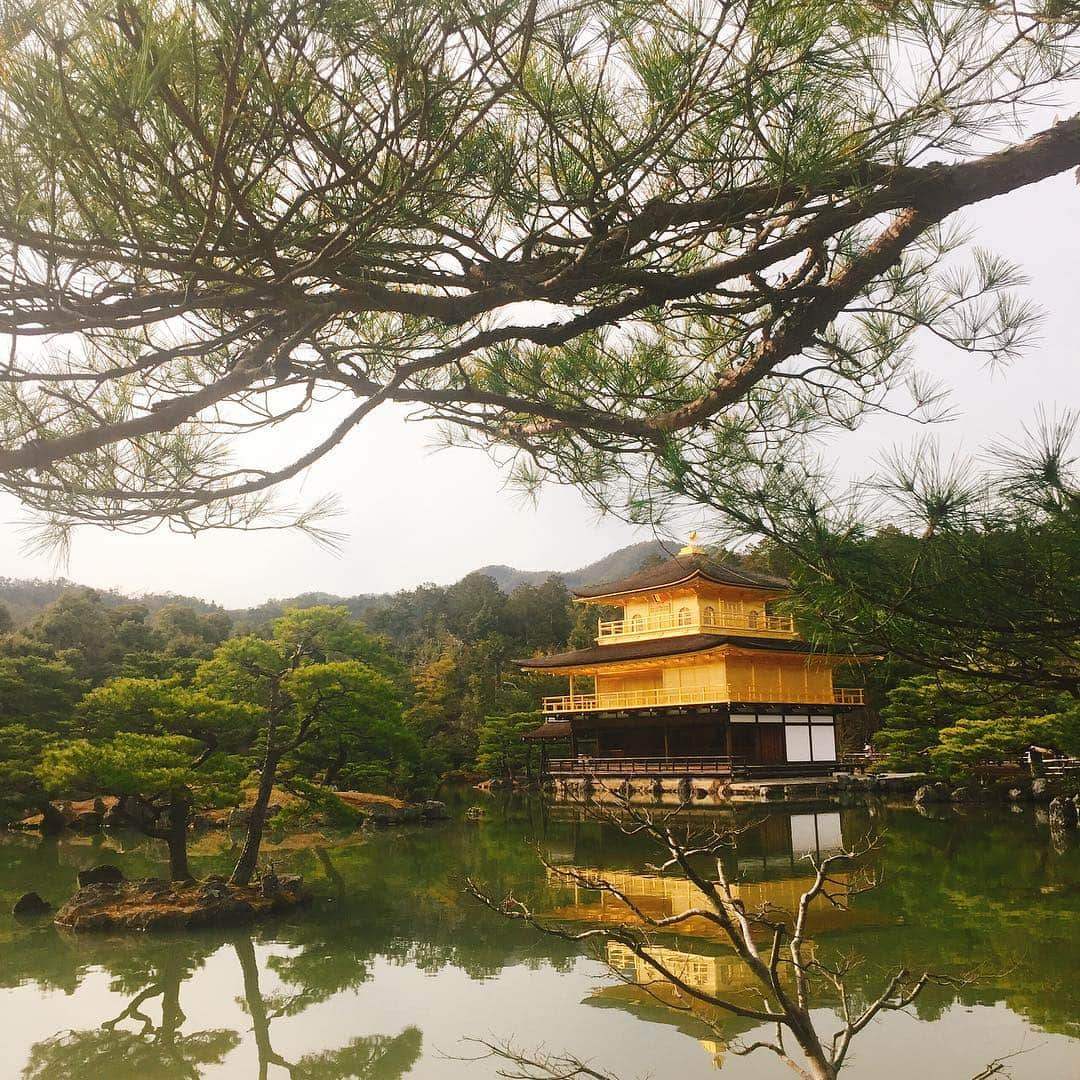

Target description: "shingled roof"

left=516, top=633, right=816, bottom=670
left=572, top=551, right=788, bottom=601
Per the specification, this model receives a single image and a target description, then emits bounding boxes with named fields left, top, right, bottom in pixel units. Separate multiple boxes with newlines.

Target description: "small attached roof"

left=516, top=633, right=817, bottom=672
left=572, top=551, right=788, bottom=602
left=523, top=719, right=573, bottom=740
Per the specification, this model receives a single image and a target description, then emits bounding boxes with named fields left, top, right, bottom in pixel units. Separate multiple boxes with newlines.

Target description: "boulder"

left=913, top=784, right=939, bottom=805
left=1031, top=778, right=1051, bottom=801
left=950, top=787, right=971, bottom=802
left=77, top=864, right=125, bottom=888
left=199, top=879, right=230, bottom=904
left=421, top=800, right=449, bottom=820
left=13, top=892, right=52, bottom=916
left=55, top=875, right=309, bottom=932
left=366, top=803, right=406, bottom=826
left=932, top=782, right=952, bottom=801
left=1007, top=786, right=1028, bottom=802
left=259, top=866, right=280, bottom=900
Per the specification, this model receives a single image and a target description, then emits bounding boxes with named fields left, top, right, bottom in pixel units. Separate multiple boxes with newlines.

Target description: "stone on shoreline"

left=54, top=874, right=311, bottom=932
left=13, top=892, right=52, bottom=916
left=77, top=864, right=125, bottom=888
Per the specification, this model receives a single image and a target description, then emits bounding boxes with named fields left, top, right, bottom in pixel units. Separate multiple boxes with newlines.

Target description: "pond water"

left=1, top=796, right=1078, bottom=1080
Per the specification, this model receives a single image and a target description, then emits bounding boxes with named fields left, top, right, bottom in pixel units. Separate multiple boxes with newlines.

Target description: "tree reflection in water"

left=1, top=796, right=1078, bottom=1079
left=22, top=933, right=421, bottom=1080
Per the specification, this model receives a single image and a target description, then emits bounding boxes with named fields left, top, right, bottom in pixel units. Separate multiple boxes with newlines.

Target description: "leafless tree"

left=468, top=796, right=978, bottom=1080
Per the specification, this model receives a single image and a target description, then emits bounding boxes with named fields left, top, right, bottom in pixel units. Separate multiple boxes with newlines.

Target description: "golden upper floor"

left=573, top=545, right=796, bottom=645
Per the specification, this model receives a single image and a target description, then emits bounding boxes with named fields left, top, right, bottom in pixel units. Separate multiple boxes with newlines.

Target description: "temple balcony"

left=597, top=611, right=797, bottom=644
left=542, top=686, right=864, bottom=714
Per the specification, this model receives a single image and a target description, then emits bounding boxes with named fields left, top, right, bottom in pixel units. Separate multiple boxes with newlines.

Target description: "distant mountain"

left=0, top=576, right=224, bottom=625
left=0, top=540, right=671, bottom=626
left=471, top=539, right=670, bottom=593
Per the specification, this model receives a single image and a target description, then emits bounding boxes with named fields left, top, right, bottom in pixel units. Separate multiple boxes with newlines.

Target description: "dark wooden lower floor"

left=531, top=704, right=848, bottom=776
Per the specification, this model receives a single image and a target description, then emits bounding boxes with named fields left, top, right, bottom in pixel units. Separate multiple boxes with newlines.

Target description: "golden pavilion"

left=518, top=538, right=869, bottom=779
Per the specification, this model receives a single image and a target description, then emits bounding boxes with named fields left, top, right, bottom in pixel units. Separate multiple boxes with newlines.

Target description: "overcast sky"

left=0, top=167, right=1076, bottom=608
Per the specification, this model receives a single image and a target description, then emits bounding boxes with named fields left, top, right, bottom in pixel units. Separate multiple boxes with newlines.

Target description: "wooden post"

left=663, top=725, right=670, bottom=758
left=568, top=674, right=575, bottom=704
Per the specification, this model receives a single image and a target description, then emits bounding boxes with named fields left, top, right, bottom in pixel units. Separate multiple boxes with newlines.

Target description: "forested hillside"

left=0, top=540, right=666, bottom=627
left=0, top=541, right=670, bottom=823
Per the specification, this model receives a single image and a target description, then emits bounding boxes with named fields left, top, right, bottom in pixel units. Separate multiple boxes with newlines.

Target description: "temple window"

left=702, top=605, right=716, bottom=625
left=677, top=606, right=692, bottom=626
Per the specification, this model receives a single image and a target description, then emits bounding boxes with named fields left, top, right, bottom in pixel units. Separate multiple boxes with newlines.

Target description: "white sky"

left=0, top=170, right=1076, bottom=608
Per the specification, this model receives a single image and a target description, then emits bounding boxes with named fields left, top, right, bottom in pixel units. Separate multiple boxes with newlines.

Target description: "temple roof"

left=522, top=719, right=573, bottom=740
left=572, top=551, right=788, bottom=601
left=516, top=633, right=816, bottom=671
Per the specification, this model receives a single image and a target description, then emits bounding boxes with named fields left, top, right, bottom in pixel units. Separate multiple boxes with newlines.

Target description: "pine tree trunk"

left=166, top=794, right=193, bottom=882
left=230, top=722, right=280, bottom=887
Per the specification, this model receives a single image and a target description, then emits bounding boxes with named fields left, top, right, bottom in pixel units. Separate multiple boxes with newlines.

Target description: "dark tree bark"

left=164, top=794, right=193, bottom=882
left=230, top=716, right=282, bottom=887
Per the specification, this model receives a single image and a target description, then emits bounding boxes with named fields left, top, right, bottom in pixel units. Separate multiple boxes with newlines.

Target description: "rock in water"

left=55, top=876, right=311, bottom=932
left=260, top=865, right=280, bottom=899
left=13, top=892, right=51, bottom=916
left=421, top=800, right=449, bottom=820
left=366, top=804, right=406, bottom=826
left=77, top=864, right=125, bottom=888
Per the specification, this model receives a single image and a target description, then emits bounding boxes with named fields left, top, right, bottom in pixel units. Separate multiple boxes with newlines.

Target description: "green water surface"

left=0, top=797, right=1077, bottom=1079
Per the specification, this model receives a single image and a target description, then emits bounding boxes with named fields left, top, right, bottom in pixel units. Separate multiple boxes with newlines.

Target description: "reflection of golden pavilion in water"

left=543, top=812, right=879, bottom=1068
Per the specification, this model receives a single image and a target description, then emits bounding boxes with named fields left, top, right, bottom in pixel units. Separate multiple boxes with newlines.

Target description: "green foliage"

left=76, top=677, right=258, bottom=747
left=476, top=712, right=546, bottom=780
left=0, top=723, right=56, bottom=823
left=0, top=654, right=85, bottom=732
left=22, top=589, right=126, bottom=682
left=270, top=778, right=366, bottom=831
left=749, top=421, right=1080, bottom=705
left=931, top=706, right=1080, bottom=777
left=0, top=569, right=587, bottom=813
left=0, top=0, right=1070, bottom=541
left=39, top=733, right=246, bottom=808
left=875, top=671, right=1077, bottom=776
left=284, top=660, right=414, bottom=792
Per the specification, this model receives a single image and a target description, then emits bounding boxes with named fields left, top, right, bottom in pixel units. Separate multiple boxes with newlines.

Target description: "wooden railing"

left=840, top=750, right=885, bottom=771
left=542, top=686, right=865, bottom=713
left=548, top=755, right=742, bottom=778
left=597, top=611, right=797, bottom=642
left=543, top=685, right=729, bottom=714
left=1038, top=756, right=1080, bottom=779
left=833, top=688, right=865, bottom=705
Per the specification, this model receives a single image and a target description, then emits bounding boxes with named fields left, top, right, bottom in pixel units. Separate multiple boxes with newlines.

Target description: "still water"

left=1, top=797, right=1077, bottom=1079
